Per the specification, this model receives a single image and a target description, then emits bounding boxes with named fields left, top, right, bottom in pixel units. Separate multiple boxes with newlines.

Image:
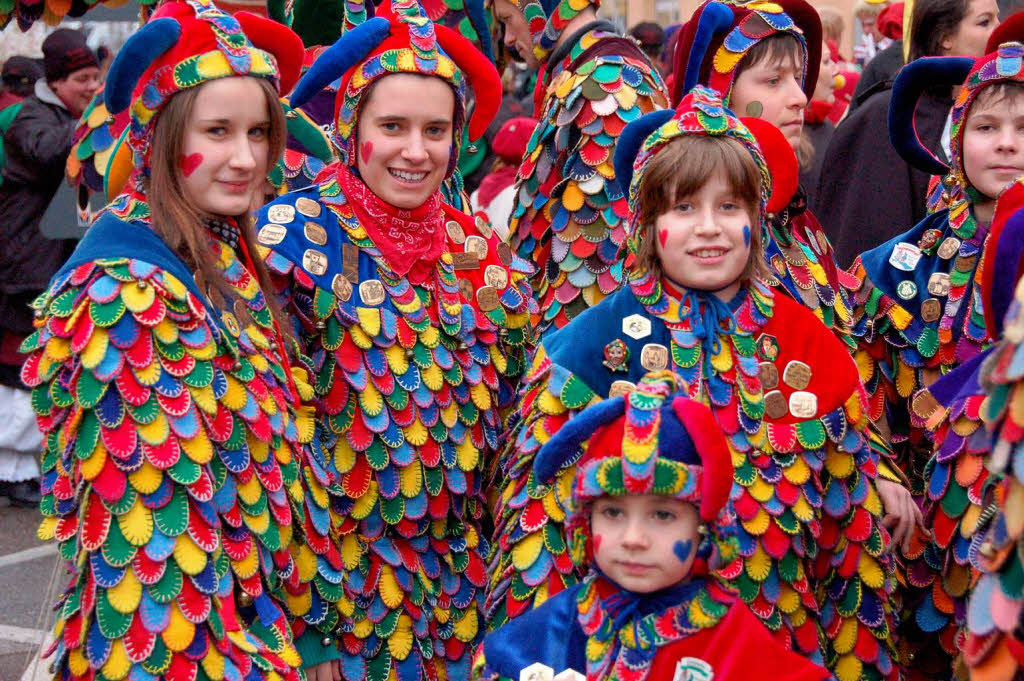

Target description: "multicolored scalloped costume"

left=19, top=3, right=331, bottom=679
left=507, top=24, right=667, bottom=334
left=488, top=87, right=898, bottom=681
left=256, top=3, right=534, bottom=679
left=846, top=40, right=1024, bottom=676
left=671, top=0, right=856, bottom=344
left=961, top=177, right=1024, bottom=681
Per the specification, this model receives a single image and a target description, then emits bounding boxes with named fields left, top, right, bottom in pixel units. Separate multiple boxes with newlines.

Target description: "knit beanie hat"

left=2, top=56, right=43, bottom=88
left=42, top=28, right=98, bottom=82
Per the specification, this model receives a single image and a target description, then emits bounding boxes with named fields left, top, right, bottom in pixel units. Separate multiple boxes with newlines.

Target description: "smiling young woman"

left=253, top=2, right=535, bottom=679
left=17, top=3, right=342, bottom=680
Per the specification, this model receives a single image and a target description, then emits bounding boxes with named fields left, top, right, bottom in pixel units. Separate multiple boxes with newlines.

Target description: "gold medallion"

left=476, top=285, right=500, bottom=311
left=258, top=223, right=287, bottom=246
left=295, top=197, right=322, bottom=218
left=782, top=360, right=812, bottom=390
left=446, top=220, right=466, bottom=244
left=304, top=221, right=328, bottom=246
left=639, top=343, right=669, bottom=371
left=267, top=204, right=295, bottom=224
left=484, top=264, right=509, bottom=290
left=302, top=249, right=328, bottom=276
left=331, top=274, right=353, bottom=302
left=359, top=279, right=386, bottom=306
left=464, top=235, right=489, bottom=261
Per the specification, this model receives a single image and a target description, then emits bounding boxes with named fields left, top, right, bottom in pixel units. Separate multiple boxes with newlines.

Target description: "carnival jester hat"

left=104, top=0, right=304, bottom=173
left=534, top=371, right=737, bottom=572
left=288, top=0, right=502, bottom=172
left=669, top=0, right=821, bottom=106
left=612, top=85, right=797, bottom=260
left=889, top=12, right=1024, bottom=179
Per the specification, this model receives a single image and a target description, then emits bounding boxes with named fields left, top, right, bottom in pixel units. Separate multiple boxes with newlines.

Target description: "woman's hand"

left=875, top=478, right=928, bottom=554
left=305, top=660, right=341, bottom=681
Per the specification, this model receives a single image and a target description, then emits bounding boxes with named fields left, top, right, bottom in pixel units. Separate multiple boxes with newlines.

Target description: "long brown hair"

left=147, top=77, right=289, bottom=335
left=633, top=135, right=768, bottom=284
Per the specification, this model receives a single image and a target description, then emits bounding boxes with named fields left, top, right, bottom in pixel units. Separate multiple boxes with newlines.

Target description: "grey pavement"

left=0, top=503, right=59, bottom=681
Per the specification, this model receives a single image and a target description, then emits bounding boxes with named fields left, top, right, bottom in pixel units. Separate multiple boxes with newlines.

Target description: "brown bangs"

left=634, top=135, right=766, bottom=283
left=737, top=32, right=805, bottom=78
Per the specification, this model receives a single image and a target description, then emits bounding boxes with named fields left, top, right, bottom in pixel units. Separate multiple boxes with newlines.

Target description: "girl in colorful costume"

left=848, top=17, right=1024, bottom=675
left=18, top=1, right=331, bottom=679
left=670, top=0, right=857, bottom=344
left=487, top=85, right=899, bottom=681
left=474, top=372, right=831, bottom=681
left=255, top=2, right=534, bottom=679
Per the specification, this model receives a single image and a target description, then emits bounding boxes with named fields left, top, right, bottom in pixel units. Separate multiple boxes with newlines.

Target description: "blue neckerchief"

left=592, top=569, right=704, bottom=665
left=669, top=278, right=743, bottom=375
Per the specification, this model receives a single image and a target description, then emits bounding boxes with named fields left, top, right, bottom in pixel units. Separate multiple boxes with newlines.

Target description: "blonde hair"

left=633, top=135, right=767, bottom=283
left=818, top=6, right=845, bottom=44
left=147, top=77, right=289, bottom=335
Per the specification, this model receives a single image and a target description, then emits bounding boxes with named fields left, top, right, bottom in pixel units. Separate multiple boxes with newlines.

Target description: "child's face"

left=654, top=169, right=753, bottom=301
left=962, top=90, right=1024, bottom=202
left=590, top=494, right=701, bottom=594
left=729, top=55, right=807, bottom=148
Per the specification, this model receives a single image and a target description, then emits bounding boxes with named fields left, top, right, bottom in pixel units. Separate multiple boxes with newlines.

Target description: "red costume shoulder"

left=648, top=598, right=831, bottom=681
left=758, top=292, right=860, bottom=423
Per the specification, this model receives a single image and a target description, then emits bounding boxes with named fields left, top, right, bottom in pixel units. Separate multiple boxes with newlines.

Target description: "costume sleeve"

left=963, top=287, right=1024, bottom=675
left=485, top=346, right=599, bottom=629
left=848, top=257, right=926, bottom=484
left=908, top=387, right=990, bottom=671
left=23, top=258, right=305, bottom=681
left=808, top=388, right=900, bottom=681
left=509, top=52, right=667, bottom=333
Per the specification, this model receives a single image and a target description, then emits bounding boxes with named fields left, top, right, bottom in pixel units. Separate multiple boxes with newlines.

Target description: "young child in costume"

left=474, top=373, right=831, bottom=681
left=487, top=86, right=899, bottom=681
left=17, top=2, right=330, bottom=679
left=489, top=0, right=668, bottom=333
left=848, top=18, right=1024, bottom=676
left=255, top=1, right=535, bottom=679
left=671, top=0, right=857, bottom=343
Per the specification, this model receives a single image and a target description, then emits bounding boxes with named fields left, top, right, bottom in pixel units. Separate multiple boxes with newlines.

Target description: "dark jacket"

left=800, top=115, right=835, bottom=207
left=812, top=86, right=951, bottom=269
left=848, top=41, right=904, bottom=115
left=0, top=80, right=78, bottom=334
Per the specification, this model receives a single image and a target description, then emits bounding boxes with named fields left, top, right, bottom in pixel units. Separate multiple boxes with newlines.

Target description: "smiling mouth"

left=689, top=247, right=729, bottom=258
left=390, top=168, right=429, bottom=183
left=218, top=180, right=250, bottom=191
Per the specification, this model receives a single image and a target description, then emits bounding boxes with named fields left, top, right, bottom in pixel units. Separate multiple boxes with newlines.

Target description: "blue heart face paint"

left=742, top=224, right=751, bottom=248
left=673, top=539, right=692, bottom=564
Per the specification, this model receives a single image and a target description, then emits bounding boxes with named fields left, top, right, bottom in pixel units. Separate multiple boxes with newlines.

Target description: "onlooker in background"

left=0, top=56, right=43, bottom=110
left=659, top=23, right=681, bottom=79
left=470, top=116, right=537, bottom=239
left=628, top=21, right=665, bottom=64
left=802, top=40, right=841, bottom=204
left=813, top=0, right=998, bottom=268
left=0, top=28, right=99, bottom=507
left=819, top=6, right=846, bottom=50
left=853, top=0, right=893, bottom=65
left=849, top=2, right=906, bottom=112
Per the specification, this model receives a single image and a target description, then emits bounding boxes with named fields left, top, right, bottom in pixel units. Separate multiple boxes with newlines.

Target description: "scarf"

left=577, top=572, right=729, bottom=681
left=338, top=165, right=447, bottom=283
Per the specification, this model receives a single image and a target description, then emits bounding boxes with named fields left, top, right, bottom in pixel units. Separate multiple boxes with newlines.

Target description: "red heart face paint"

left=593, top=534, right=603, bottom=554
left=181, top=153, right=203, bottom=178
left=360, top=140, right=373, bottom=163
left=658, top=227, right=669, bottom=248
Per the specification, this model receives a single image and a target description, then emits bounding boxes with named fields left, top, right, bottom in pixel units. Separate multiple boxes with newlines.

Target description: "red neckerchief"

left=804, top=99, right=832, bottom=125
left=338, top=165, right=447, bottom=283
